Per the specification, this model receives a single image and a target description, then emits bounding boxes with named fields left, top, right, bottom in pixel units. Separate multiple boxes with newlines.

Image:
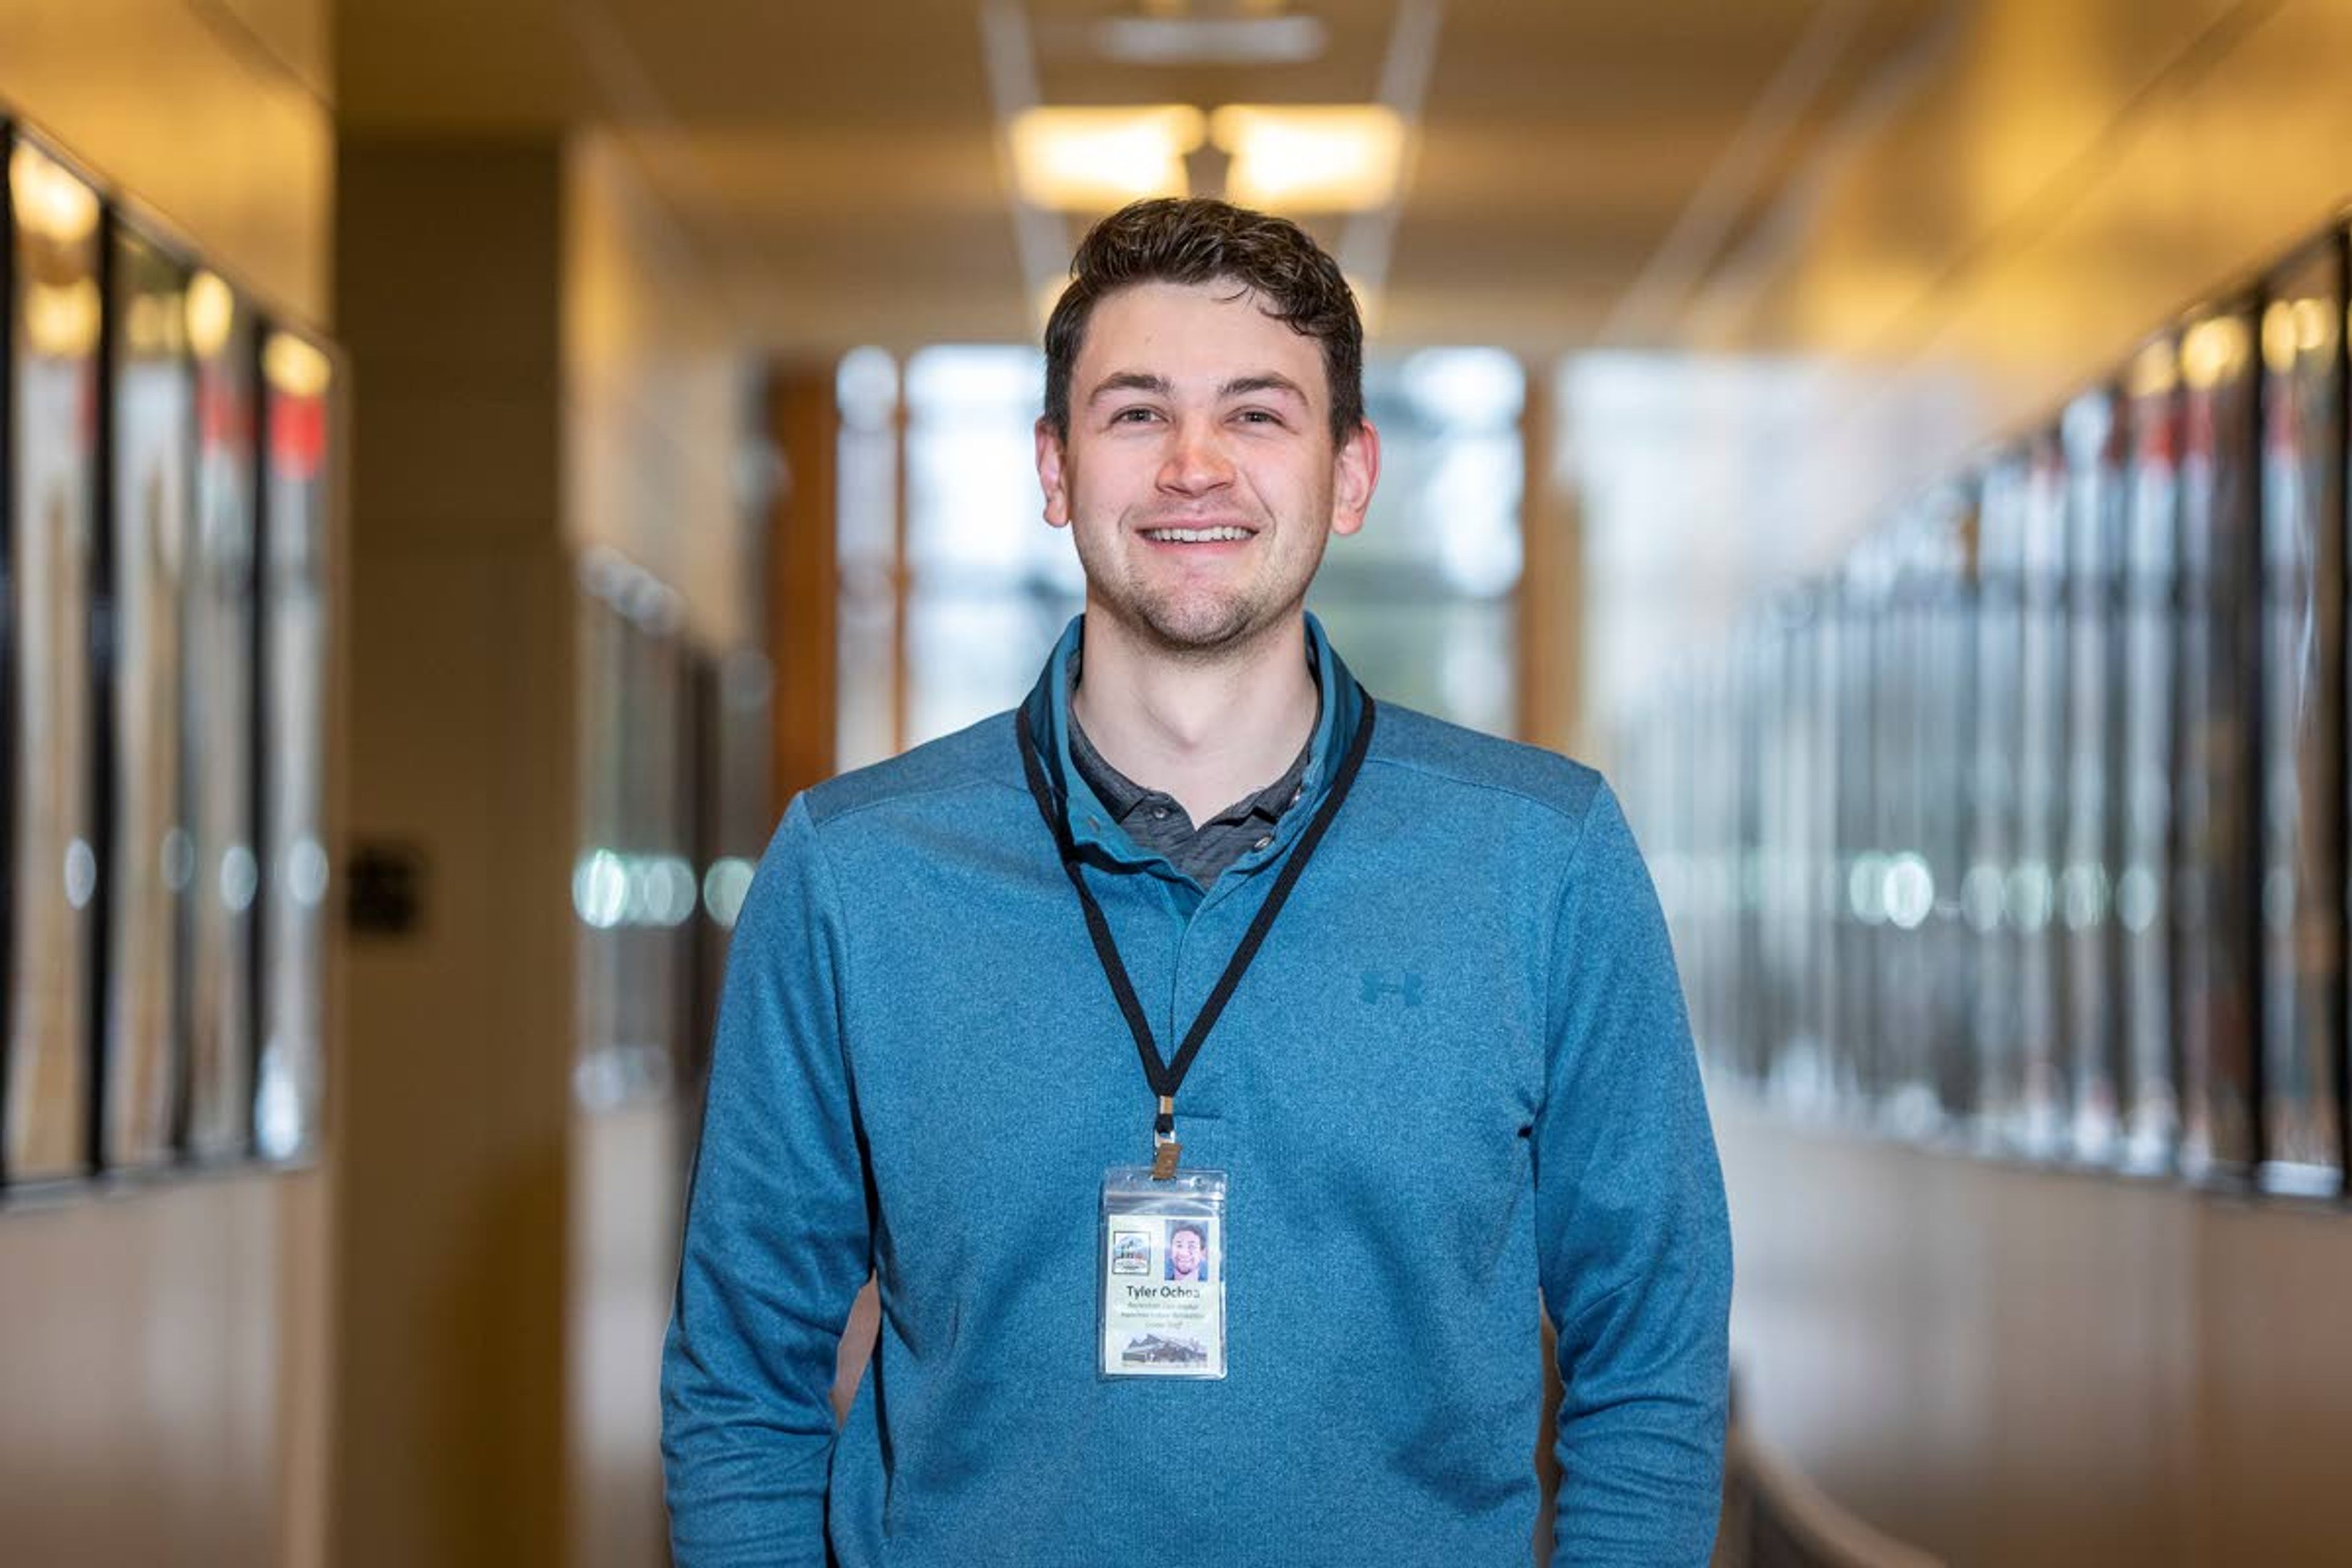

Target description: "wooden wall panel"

left=0, top=1175, right=313, bottom=1566
left=764, top=368, right=842, bottom=807
left=334, top=137, right=573, bottom=1568
left=1720, top=1104, right=2352, bottom=1565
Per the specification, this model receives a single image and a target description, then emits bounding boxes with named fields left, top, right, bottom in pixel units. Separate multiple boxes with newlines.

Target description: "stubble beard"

left=1082, top=528, right=1324, bottom=665
left=1120, top=575, right=1278, bottom=657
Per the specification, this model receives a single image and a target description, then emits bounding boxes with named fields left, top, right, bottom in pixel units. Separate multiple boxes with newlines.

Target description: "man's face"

left=1036, top=280, right=1378, bottom=657
left=1169, top=1226, right=1204, bottom=1278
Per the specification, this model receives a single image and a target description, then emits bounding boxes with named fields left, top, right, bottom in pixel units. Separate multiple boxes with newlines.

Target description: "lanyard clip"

left=1152, top=1095, right=1180, bottom=1180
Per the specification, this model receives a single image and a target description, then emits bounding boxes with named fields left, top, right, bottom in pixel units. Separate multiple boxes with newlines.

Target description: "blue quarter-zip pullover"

left=662, top=615, right=1731, bottom=1566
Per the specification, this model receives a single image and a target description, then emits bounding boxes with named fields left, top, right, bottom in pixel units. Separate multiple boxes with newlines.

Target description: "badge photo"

left=1098, top=1166, right=1228, bottom=1379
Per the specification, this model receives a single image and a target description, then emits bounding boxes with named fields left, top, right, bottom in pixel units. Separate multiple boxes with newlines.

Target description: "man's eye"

left=1112, top=406, right=1158, bottom=424
left=1234, top=409, right=1281, bottom=426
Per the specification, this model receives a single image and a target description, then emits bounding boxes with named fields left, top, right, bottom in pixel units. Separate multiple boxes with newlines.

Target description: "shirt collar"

left=1063, top=646, right=1316, bottom=829
left=1019, top=611, right=1364, bottom=872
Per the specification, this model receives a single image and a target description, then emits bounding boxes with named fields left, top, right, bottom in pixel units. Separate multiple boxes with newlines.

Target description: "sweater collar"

left=1019, top=611, right=1365, bottom=874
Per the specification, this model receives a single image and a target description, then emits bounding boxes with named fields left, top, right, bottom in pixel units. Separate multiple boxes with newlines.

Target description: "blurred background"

left=6, top=1, right=2352, bottom=1564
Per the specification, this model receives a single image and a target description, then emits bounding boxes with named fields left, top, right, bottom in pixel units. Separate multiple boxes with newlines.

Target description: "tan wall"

left=565, top=131, right=754, bottom=653
left=568, top=1101, right=682, bottom=1568
left=1720, top=1106, right=2352, bottom=1566
left=0, top=4, right=336, bottom=1566
left=562, top=129, right=752, bottom=1568
left=330, top=120, right=747, bottom=1568
left=0, top=1175, right=333, bottom=1567
left=334, top=136, right=576, bottom=1568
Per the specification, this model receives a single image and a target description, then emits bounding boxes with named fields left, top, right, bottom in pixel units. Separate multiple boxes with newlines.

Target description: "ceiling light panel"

left=1091, top=15, right=1329, bottom=67
left=1210, top=104, right=1405, bottom=213
left=1011, top=105, right=1206, bottom=210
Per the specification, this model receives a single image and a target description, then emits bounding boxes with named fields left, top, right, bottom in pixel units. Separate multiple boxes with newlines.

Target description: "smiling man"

left=1167, top=1219, right=1208, bottom=1283
left=662, top=199, right=1731, bottom=1567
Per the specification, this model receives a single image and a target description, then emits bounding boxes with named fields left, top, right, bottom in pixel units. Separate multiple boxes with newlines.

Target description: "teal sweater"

left=662, top=617, right=1731, bottom=1566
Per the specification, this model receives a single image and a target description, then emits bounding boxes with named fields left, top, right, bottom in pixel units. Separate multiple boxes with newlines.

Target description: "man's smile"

left=1142, top=524, right=1256, bottom=544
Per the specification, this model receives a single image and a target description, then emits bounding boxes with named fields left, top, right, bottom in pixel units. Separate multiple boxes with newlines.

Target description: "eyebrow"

left=1087, top=371, right=1172, bottom=405
left=1218, top=373, right=1310, bottom=405
left=1084, top=371, right=1311, bottom=406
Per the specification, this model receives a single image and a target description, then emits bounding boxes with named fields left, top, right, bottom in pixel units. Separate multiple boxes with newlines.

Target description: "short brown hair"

left=1042, top=198, right=1365, bottom=446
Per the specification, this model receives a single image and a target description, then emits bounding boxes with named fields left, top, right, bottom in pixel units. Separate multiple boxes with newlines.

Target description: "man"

left=1166, top=1219, right=1208, bottom=1283
left=662, top=198, right=1730, bottom=1566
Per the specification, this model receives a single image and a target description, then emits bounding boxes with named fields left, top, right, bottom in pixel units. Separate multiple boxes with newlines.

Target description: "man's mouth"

left=1142, top=525, right=1254, bottom=543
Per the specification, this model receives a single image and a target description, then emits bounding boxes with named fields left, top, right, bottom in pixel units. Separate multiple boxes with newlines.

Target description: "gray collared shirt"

left=1066, top=665, right=1315, bottom=888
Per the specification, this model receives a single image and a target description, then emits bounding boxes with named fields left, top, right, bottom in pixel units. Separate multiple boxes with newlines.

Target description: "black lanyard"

left=1016, top=693, right=1378, bottom=1174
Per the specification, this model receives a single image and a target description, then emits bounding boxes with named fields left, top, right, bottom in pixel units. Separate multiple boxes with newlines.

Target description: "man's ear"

left=1329, top=418, right=1381, bottom=537
left=1036, top=418, right=1072, bottom=528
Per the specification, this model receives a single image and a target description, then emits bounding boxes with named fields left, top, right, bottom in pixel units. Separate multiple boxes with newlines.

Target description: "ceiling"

left=331, top=0, right=2352, bottom=711
left=335, top=0, right=1951, bottom=353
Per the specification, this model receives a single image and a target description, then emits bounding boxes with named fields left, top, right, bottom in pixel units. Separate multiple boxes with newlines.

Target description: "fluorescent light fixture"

left=1093, top=15, right=1328, bottom=66
left=1011, top=105, right=1205, bottom=211
left=1211, top=105, right=1404, bottom=212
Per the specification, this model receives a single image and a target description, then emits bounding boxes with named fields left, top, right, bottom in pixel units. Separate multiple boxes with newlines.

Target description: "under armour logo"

left=1360, top=971, right=1423, bottom=1007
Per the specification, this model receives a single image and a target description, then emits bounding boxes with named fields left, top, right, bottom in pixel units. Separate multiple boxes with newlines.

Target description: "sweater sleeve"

left=662, top=794, right=872, bottom=1566
left=1533, top=783, right=1732, bottom=1566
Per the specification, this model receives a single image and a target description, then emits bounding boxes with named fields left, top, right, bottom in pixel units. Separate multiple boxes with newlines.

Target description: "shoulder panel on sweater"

left=800, top=711, right=1022, bottom=827
left=1365, top=703, right=1607, bottom=827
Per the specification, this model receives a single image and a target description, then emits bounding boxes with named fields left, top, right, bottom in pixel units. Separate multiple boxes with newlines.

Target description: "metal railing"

left=1716, top=1425, right=1945, bottom=1568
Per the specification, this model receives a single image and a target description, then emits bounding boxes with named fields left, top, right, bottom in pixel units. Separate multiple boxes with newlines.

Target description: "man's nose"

left=1157, top=417, right=1234, bottom=495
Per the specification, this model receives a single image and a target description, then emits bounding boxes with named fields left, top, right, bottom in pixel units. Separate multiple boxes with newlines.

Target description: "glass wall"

left=104, top=225, right=195, bottom=1171
left=0, top=126, right=334, bottom=1191
left=5, top=137, right=104, bottom=1184
left=1621, top=211, right=2352, bottom=1205
left=573, top=552, right=695, bottom=1110
left=900, top=347, right=1082, bottom=746
left=254, top=330, right=334, bottom=1162
left=840, top=344, right=1525, bottom=754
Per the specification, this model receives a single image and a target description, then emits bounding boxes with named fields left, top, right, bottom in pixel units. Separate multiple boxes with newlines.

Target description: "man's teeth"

left=1145, top=526, right=1251, bottom=542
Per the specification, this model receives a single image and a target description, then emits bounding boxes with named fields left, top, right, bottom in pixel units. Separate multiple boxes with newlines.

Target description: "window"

left=837, top=344, right=1525, bottom=757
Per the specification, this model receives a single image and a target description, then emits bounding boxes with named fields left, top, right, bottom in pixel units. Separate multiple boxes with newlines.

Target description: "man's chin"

left=1128, top=591, right=1292, bottom=657
left=1144, top=614, right=1257, bottom=654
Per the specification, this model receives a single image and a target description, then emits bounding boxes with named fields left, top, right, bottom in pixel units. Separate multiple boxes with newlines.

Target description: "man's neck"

left=1071, top=611, right=1318, bottom=826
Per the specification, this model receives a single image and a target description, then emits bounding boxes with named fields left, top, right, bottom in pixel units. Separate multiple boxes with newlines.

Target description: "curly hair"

left=1042, top=198, right=1365, bottom=446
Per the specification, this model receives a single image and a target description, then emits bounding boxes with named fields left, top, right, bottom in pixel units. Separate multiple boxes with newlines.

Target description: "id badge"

left=1099, top=1166, right=1227, bottom=1379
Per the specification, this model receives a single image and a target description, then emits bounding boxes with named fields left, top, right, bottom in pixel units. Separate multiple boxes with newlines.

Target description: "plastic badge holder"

left=1098, top=1166, right=1227, bottom=1379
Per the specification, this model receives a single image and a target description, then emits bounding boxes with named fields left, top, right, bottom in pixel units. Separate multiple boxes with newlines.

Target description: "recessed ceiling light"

left=1092, top=15, right=1327, bottom=66
left=1010, top=106, right=1206, bottom=211
left=1210, top=105, right=1405, bottom=213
